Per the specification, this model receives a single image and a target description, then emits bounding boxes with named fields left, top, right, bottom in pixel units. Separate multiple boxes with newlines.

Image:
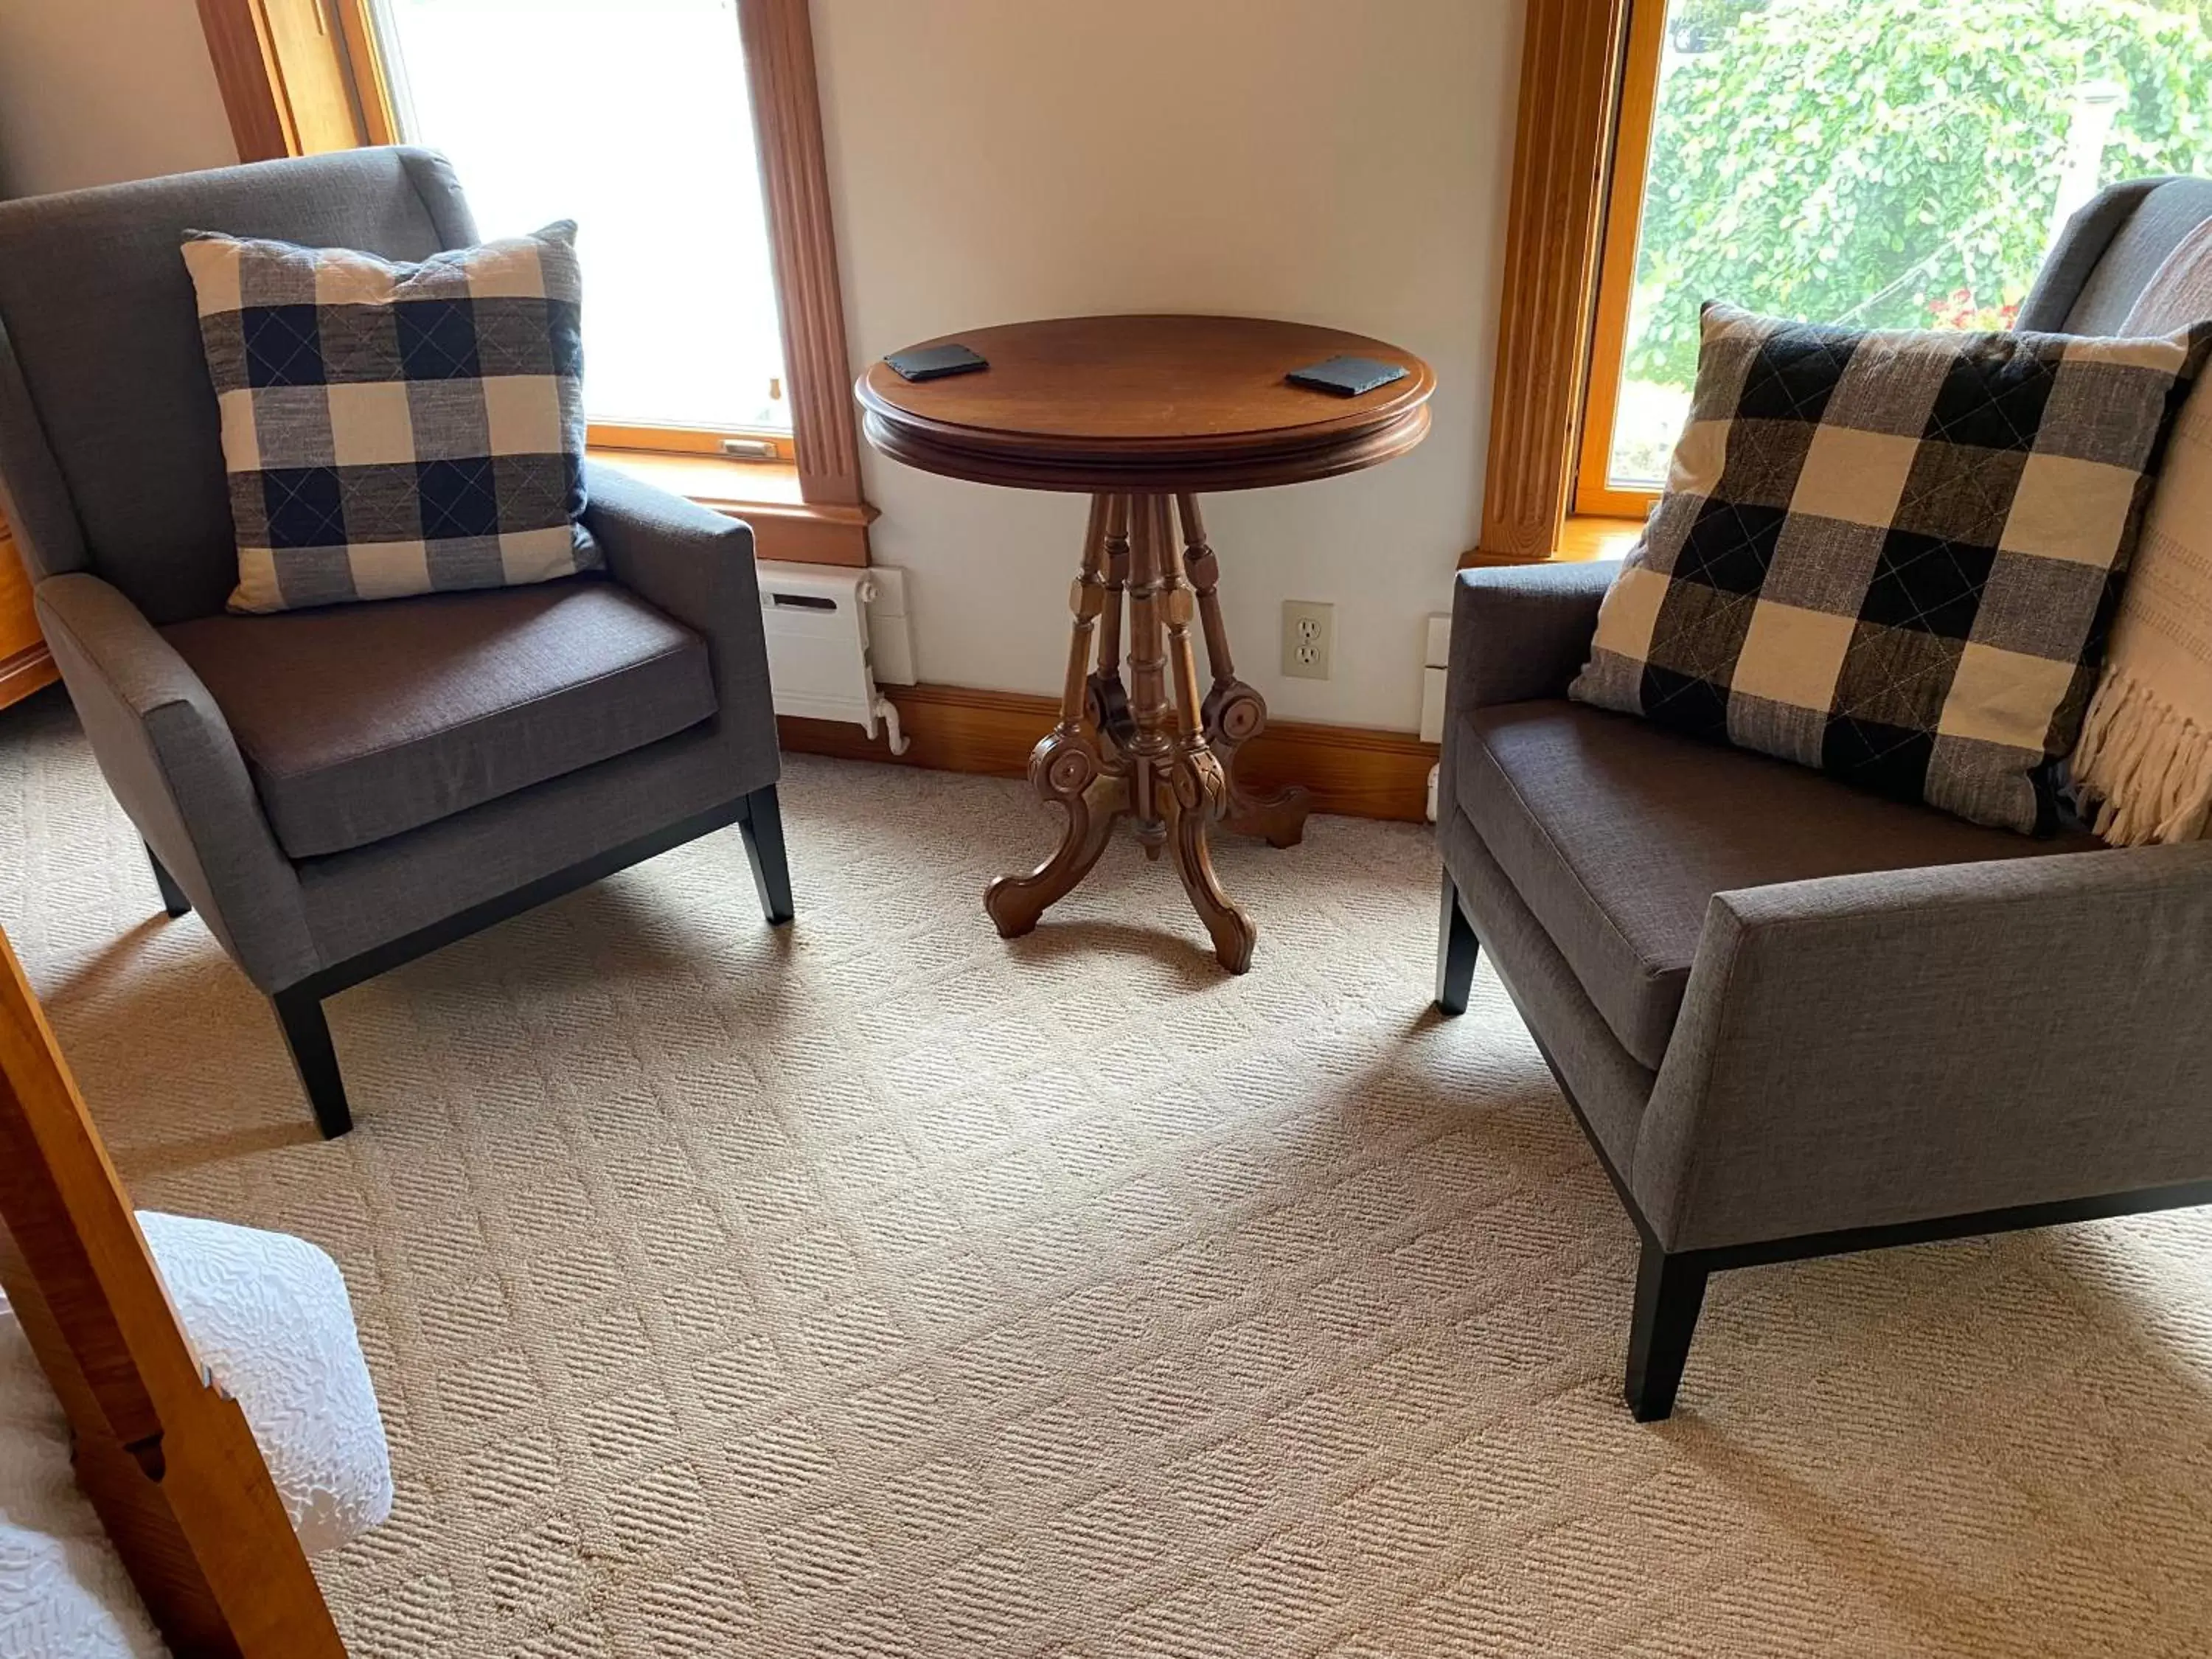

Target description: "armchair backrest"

left=2020, top=175, right=2212, bottom=336
left=0, top=147, right=478, bottom=625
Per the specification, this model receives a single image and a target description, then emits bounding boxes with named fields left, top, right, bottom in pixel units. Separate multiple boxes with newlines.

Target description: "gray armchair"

left=0, top=149, right=789, bottom=1138
left=1436, top=177, right=2212, bottom=1420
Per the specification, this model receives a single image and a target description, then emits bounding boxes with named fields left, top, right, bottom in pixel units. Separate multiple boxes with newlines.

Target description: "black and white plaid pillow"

left=1571, top=303, right=2211, bottom=833
left=181, top=222, right=597, bottom=614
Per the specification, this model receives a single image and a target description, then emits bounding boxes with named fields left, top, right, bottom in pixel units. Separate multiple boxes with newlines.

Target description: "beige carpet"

left=4, top=684, right=2211, bottom=1658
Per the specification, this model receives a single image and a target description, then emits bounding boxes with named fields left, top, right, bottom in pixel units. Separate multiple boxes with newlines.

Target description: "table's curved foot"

left=1224, top=780, right=1313, bottom=849
left=1168, top=751, right=1256, bottom=974
left=985, top=734, right=1127, bottom=939
left=1203, top=676, right=1314, bottom=848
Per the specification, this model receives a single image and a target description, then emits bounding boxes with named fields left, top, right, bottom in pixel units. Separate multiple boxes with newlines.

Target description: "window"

left=197, top=0, right=869, bottom=560
left=363, top=0, right=790, bottom=453
left=1575, top=0, right=2212, bottom=518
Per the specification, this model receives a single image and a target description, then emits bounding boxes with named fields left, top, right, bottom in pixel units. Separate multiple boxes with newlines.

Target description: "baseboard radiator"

left=757, top=562, right=909, bottom=754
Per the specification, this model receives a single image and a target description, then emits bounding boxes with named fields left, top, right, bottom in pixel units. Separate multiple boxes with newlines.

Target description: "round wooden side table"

left=855, top=314, right=1434, bottom=973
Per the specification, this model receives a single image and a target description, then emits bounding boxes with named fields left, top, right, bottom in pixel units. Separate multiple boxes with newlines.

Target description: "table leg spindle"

left=1124, top=493, right=1173, bottom=858
left=1156, top=495, right=1257, bottom=973
left=1087, top=499, right=1135, bottom=751
left=1175, top=493, right=1313, bottom=848
left=983, top=494, right=1130, bottom=939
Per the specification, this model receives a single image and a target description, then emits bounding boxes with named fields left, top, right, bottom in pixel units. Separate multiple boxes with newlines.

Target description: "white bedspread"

left=0, top=1213, right=391, bottom=1658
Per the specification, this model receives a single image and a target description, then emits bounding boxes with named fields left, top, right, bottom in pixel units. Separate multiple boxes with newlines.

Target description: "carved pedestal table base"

left=984, top=493, right=1302, bottom=973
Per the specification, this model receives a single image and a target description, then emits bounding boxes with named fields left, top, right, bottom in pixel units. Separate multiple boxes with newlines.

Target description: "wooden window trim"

left=195, top=0, right=872, bottom=566
left=0, top=509, right=60, bottom=712
left=594, top=452, right=873, bottom=568
left=736, top=0, right=866, bottom=514
left=588, top=422, right=798, bottom=465
left=1572, top=0, right=1668, bottom=521
left=1467, top=0, right=1637, bottom=566
left=195, top=0, right=382, bottom=159
left=328, top=0, right=399, bottom=147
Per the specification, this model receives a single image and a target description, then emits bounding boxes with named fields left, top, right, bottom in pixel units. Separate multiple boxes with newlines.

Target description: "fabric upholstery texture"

left=164, top=580, right=716, bottom=859
left=1636, top=840, right=2212, bottom=1251
left=2017, top=178, right=2171, bottom=334
left=1453, top=700, right=2101, bottom=1070
left=1439, top=561, right=1620, bottom=891
left=33, top=573, right=319, bottom=992
left=272, top=475, right=779, bottom=967
left=581, top=460, right=781, bottom=788
left=2021, top=175, right=2212, bottom=337
left=294, top=726, right=745, bottom=968
left=182, top=222, right=596, bottom=613
left=0, top=1211, right=390, bottom=1659
left=0, top=147, right=476, bottom=625
left=1436, top=801, right=1653, bottom=1173
left=1443, top=559, right=1621, bottom=717
left=1571, top=301, right=2209, bottom=832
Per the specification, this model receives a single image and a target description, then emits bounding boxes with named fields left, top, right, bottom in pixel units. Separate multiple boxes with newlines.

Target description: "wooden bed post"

left=0, top=928, right=346, bottom=1657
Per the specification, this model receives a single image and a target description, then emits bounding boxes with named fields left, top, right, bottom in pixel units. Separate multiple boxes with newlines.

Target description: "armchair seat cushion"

left=164, top=578, right=716, bottom=858
left=1456, top=700, right=2105, bottom=1069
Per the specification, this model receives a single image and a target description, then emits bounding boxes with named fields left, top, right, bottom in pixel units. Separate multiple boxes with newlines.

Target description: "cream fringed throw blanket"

left=2073, top=218, right=2212, bottom=844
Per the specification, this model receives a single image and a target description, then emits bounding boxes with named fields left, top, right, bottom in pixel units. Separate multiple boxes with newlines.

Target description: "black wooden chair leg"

left=1624, top=1241, right=1708, bottom=1421
left=1435, top=872, right=1478, bottom=1015
left=145, top=844, right=192, bottom=919
left=271, top=986, right=352, bottom=1139
left=740, top=784, right=794, bottom=927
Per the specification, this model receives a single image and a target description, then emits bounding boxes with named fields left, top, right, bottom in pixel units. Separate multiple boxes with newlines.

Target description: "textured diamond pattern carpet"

left=4, top=684, right=2211, bottom=1658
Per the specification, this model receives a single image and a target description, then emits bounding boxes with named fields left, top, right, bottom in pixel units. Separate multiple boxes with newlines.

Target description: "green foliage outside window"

left=1628, top=0, right=2212, bottom=389
left=1665, top=0, right=1771, bottom=52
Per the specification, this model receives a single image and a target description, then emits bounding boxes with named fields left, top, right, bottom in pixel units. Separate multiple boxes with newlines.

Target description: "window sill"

left=1460, top=513, right=1644, bottom=569
left=1556, top=514, right=1644, bottom=563
left=591, top=449, right=876, bottom=568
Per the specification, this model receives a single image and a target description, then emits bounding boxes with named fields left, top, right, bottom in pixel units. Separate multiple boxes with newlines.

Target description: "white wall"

left=813, top=0, right=1521, bottom=730
left=0, top=0, right=235, bottom=198
left=0, top=0, right=1522, bottom=731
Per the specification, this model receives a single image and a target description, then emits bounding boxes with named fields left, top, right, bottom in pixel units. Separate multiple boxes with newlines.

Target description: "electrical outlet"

left=1281, top=599, right=1334, bottom=681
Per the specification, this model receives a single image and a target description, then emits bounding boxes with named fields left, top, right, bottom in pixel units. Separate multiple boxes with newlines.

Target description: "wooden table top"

left=855, top=314, right=1434, bottom=493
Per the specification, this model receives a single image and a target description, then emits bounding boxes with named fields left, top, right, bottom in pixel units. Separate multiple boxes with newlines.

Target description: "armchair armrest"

left=33, top=574, right=316, bottom=990
left=582, top=462, right=776, bottom=786
left=1446, top=560, right=1618, bottom=717
left=1632, top=843, right=2212, bottom=1252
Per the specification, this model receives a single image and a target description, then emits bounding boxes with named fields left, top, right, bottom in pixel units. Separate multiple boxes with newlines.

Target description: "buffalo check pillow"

left=181, top=222, right=597, bottom=614
left=1571, top=302, right=2212, bottom=833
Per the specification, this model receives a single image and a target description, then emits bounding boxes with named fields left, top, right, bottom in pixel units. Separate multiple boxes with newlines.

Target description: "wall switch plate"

left=1282, top=599, right=1334, bottom=681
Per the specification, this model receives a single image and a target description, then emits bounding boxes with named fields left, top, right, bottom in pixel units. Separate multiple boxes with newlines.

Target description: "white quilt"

left=0, top=1213, right=391, bottom=1658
